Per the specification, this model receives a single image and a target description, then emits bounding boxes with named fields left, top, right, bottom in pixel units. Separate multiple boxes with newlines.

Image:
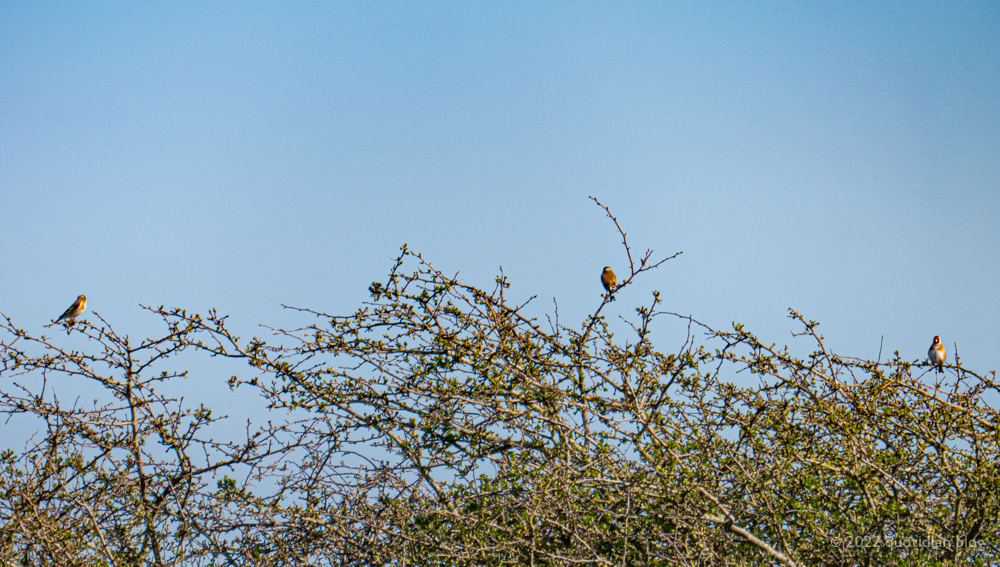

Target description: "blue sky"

left=1, top=1, right=998, bottom=397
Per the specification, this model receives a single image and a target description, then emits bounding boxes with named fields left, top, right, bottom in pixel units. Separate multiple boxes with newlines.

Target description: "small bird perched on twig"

left=928, top=335, right=946, bottom=373
left=55, top=295, right=87, bottom=324
left=601, top=267, right=617, bottom=295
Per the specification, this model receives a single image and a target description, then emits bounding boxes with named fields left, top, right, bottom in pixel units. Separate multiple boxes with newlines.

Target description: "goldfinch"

left=56, top=295, right=87, bottom=323
left=928, top=335, right=946, bottom=373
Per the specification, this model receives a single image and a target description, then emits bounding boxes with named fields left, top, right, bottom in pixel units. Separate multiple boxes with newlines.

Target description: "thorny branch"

left=1, top=202, right=997, bottom=566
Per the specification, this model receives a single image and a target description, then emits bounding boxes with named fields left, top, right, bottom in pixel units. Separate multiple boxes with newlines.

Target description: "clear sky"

left=2, top=1, right=998, bottom=395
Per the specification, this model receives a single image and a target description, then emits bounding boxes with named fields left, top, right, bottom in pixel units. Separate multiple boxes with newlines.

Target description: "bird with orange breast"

left=928, top=336, right=946, bottom=373
left=55, top=295, right=87, bottom=324
left=601, top=267, right=617, bottom=296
